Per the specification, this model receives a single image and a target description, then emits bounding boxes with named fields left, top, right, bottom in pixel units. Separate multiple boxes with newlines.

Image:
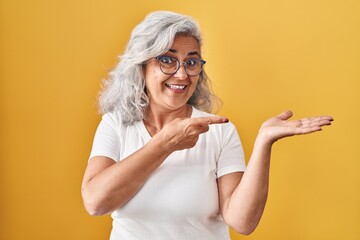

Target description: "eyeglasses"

left=155, top=56, right=206, bottom=77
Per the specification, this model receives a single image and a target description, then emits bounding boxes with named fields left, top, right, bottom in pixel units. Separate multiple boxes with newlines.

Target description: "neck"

left=143, top=105, right=192, bottom=134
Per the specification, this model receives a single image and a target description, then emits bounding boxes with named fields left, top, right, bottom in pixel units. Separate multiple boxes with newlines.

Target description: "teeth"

left=166, top=84, right=186, bottom=90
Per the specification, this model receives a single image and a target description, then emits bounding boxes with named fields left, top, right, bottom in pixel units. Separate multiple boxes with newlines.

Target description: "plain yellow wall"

left=1, top=0, right=359, bottom=239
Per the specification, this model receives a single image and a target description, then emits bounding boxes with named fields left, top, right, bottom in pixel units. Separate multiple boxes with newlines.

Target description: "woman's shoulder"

left=102, top=111, right=121, bottom=124
left=101, top=110, right=132, bottom=130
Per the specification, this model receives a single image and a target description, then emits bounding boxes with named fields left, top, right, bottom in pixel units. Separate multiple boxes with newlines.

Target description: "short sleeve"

left=89, top=113, right=120, bottom=162
left=216, top=123, right=246, bottom=178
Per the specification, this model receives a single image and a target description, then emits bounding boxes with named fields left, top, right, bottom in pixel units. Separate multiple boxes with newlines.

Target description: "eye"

left=158, top=56, right=175, bottom=65
left=186, top=59, right=199, bottom=66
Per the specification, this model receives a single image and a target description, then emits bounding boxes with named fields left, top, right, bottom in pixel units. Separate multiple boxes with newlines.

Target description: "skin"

left=142, top=35, right=202, bottom=129
left=81, top=35, right=334, bottom=235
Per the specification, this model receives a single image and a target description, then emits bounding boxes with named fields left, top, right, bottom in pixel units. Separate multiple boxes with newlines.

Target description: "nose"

left=173, top=64, right=188, bottom=80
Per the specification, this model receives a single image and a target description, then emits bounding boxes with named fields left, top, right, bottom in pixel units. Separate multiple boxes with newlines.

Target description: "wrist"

left=255, top=131, right=275, bottom=149
left=150, top=133, right=174, bottom=156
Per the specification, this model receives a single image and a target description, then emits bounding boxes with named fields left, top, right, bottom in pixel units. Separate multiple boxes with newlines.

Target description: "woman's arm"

left=217, top=111, right=333, bottom=235
left=81, top=137, right=172, bottom=216
left=81, top=116, right=228, bottom=216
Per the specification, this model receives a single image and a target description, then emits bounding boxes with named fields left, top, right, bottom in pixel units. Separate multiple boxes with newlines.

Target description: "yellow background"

left=1, top=0, right=359, bottom=239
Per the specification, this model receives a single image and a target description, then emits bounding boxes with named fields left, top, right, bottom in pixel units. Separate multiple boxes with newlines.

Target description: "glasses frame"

left=155, top=56, right=206, bottom=77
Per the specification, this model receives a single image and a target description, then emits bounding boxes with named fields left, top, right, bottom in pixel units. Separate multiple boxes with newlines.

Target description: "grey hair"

left=99, top=11, right=220, bottom=125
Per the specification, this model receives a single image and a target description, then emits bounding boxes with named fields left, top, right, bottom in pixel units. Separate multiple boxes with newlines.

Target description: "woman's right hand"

left=155, top=116, right=229, bottom=152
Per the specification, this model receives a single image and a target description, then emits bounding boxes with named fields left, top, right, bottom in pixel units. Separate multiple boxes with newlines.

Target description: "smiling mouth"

left=165, top=84, right=187, bottom=90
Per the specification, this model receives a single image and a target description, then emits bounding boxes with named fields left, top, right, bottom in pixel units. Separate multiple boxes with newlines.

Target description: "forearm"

left=225, top=135, right=272, bottom=234
left=222, top=111, right=333, bottom=234
left=82, top=137, right=172, bottom=215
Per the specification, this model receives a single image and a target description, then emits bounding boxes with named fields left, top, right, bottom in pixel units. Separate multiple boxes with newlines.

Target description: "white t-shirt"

left=90, top=107, right=246, bottom=240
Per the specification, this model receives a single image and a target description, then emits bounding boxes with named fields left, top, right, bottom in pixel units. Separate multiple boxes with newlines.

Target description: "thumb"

left=277, top=110, right=293, bottom=121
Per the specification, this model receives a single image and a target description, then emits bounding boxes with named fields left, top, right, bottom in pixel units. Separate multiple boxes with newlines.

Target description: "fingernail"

left=223, top=118, right=229, bottom=123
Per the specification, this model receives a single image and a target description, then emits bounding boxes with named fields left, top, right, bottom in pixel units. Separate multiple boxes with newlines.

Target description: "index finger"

left=191, top=116, right=229, bottom=125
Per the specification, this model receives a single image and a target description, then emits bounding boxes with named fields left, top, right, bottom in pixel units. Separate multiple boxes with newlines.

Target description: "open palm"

left=259, top=111, right=333, bottom=143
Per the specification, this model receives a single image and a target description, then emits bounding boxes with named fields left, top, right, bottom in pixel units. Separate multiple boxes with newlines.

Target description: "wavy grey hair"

left=99, top=11, right=219, bottom=125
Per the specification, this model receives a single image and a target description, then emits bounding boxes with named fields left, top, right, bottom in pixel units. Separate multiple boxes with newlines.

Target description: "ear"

left=140, top=64, right=148, bottom=94
left=142, top=62, right=147, bottom=75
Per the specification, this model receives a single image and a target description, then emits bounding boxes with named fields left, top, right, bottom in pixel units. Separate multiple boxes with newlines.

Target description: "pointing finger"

left=191, top=116, right=229, bottom=125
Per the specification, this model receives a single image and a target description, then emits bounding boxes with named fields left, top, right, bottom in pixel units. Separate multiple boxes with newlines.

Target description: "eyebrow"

left=168, top=48, right=200, bottom=57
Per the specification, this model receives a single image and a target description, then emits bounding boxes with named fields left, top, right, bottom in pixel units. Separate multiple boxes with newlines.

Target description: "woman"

left=81, top=11, right=333, bottom=239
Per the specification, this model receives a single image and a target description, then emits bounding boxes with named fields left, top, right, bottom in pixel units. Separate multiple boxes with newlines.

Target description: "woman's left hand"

left=258, top=111, right=333, bottom=144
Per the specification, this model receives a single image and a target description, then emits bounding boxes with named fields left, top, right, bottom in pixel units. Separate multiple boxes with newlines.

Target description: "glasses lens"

left=157, top=56, right=179, bottom=75
left=185, top=59, right=203, bottom=76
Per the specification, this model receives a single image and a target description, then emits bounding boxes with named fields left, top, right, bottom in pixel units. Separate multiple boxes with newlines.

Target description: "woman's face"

left=144, top=35, right=201, bottom=112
